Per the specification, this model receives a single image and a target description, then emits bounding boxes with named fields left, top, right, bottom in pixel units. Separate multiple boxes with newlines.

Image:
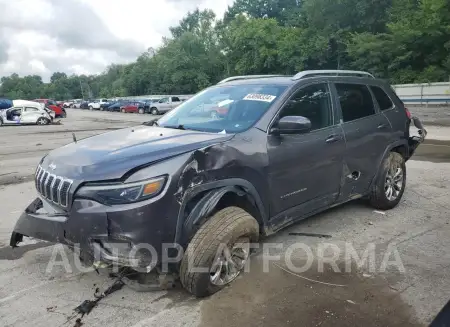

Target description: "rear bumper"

left=10, top=197, right=173, bottom=269
left=408, top=116, right=427, bottom=159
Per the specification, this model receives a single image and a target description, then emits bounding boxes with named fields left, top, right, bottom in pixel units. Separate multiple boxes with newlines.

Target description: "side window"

left=335, top=83, right=375, bottom=122
left=159, top=97, right=169, bottom=103
left=172, top=96, right=180, bottom=102
left=25, top=107, right=38, bottom=112
left=279, top=83, right=333, bottom=131
left=371, top=86, right=394, bottom=111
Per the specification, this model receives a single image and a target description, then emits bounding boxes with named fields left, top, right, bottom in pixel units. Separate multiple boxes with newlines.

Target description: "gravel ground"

left=0, top=109, right=449, bottom=327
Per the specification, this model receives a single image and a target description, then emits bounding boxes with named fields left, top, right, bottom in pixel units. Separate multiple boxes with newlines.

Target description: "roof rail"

left=218, top=75, right=289, bottom=84
left=292, top=70, right=375, bottom=80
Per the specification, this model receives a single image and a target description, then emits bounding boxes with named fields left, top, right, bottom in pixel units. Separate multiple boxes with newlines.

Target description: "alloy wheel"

left=209, top=237, right=250, bottom=286
left=385, top=163, right=404, bottom=201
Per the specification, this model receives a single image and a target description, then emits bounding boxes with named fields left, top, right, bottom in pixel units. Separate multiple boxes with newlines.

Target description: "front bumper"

left=10, top=196, right=177, bottom=268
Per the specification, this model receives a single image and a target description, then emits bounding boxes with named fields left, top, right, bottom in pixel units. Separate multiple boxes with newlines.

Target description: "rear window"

left=371, top=86, right=394, bottom=111
left=335, top=83, right=376, bottom=122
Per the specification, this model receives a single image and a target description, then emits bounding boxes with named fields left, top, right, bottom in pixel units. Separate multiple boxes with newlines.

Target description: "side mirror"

left=271, top=116, right=311, bottom=135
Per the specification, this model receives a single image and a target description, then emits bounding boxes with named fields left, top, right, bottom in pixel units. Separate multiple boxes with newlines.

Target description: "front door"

left=332, top=83, right=392, bottom=198
left=267, top=83, right=345, bottom=221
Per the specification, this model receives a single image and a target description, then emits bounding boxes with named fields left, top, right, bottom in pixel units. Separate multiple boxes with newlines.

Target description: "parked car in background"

left=88, top=99, right=110, bottom=110
left=148, top=96, right=182, bottom=115
left=0, top=98, right=13, bottom=110
left=106, top=101, right=127, bottom=112
left=34, top=99, right=66, bottom=118
left=120, top=101, right=144, bottom=113
left=63, top=100, right=77, bottom=108
left=79, top=100, right=90, bottom=109
left=0, top=105, right=53, bottom=126
left=71, top=99, right=83, bottom=108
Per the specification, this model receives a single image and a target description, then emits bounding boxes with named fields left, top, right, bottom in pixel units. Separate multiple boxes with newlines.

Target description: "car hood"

left=41, top=126, right=233, bottom=181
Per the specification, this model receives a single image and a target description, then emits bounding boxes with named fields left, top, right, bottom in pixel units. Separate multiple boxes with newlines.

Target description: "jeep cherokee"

left=10, top=70, right=426, bottom=297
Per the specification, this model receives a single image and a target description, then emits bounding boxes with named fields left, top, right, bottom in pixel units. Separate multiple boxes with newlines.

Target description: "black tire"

left=36, top=117, right=50, bottom=125
left=369, top=152, right=406, bottom=210
left=89, top=106, right=93, bottom=110
left=180, top=207, right=259, bottom=297
left=151, top=107, right=159, bottom=115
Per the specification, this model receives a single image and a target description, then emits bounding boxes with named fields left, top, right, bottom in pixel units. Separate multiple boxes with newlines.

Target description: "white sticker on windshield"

left=243, top=93, right=277, bottom=102
left=218, top=99, right=234, bottom=107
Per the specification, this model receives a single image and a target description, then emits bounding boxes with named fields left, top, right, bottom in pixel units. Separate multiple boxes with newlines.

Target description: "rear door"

left=332, top=82, right=392, bottom=198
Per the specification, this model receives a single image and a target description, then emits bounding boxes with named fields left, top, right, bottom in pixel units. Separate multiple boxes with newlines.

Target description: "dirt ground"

left=0, top=109, right=449, bottom=327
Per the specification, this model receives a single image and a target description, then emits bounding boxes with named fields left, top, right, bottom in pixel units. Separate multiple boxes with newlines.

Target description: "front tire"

left=139, top=108, right=144, bottom=114
left=180, top=207, right=259, bottom=297
left=151, top=108, right=159, bottom=115
left=369, top=152, right=406, bottom=210
left=89, top=106, right=93, bottom=110
left=36, top=117, right=50, bottom=125
left=121, top=109, right=126, bottom=113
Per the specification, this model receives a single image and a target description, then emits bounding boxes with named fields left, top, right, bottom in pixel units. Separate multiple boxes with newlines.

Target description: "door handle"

left=377, top=124, right=387, bottom=129
left=326, top=135, right=341, bottom=143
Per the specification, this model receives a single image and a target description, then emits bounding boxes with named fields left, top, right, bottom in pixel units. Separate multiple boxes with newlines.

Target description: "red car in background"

left=120, top=102, right=144, bottom=113
left=34, top=99, right=66, bottom=118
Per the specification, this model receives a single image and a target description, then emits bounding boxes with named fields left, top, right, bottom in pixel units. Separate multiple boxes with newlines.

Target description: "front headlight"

left=76, top=176, right=167, bottom=205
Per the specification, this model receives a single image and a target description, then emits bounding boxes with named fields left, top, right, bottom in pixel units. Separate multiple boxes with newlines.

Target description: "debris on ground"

left=288, top=232, right=332, bottom=238
left=362, top=273, right=372, bottom=278
left=46, top=305, right=57, bottom=312
left=368, top=221, right=374, bottom=225
left=373, top=210, right=386, bottom=215
left=346, top=300, right=356, bottom=304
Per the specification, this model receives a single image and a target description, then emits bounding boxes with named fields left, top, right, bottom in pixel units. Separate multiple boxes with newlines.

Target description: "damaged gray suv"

left=10, top=70, right=426, bottom=297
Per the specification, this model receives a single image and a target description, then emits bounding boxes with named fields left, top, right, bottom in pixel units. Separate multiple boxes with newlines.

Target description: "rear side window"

left=371, top=86, right=394, bottom=111
left=335, top=83, right=375, bottom=122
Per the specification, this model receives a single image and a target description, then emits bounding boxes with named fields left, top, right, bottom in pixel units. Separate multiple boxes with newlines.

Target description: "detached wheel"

left=151, top=108, right=159, bottom=115
left=180, top=207, right=259, bottom=297
left=36, top=117, right=50, bottom=125
left=369, top=152, right=406, bottom=210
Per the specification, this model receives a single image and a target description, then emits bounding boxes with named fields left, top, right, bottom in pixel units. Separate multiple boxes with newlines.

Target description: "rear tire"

left=36, top=117, right=49, bottom=125
left=89, top=106, right=93, bottom=110
left=180, top=207, right=259, bottom=297
left=151, top=108, right=159, bottom=115
left=369, top=152, right=406, bottom=210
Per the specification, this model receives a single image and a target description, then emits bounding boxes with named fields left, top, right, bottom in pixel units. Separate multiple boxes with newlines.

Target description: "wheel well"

left=182, top=188, right=264, bottom=244
left=391, top=144, right=408, bottom=159
left=215, top=192, right=263, bottom=226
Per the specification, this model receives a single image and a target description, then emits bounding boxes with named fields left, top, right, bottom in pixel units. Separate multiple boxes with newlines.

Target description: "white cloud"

left=0, top=0, right=234, bottom=81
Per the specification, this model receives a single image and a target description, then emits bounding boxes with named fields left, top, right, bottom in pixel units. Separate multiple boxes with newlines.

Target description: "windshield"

left=158, top=84, right=287, bottom=133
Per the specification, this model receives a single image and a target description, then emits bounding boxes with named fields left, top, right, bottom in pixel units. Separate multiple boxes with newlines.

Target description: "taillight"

left=404, top=107, right=412, bottom=119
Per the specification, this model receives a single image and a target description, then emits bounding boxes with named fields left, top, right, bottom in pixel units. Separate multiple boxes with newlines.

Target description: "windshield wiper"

left=142, top=119, right=159, bottom=126
left=163, top=124, right=186, bottom=130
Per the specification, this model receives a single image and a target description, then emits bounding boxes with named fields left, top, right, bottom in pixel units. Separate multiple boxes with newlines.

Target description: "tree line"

left=1, top=0, right=449, bottom=100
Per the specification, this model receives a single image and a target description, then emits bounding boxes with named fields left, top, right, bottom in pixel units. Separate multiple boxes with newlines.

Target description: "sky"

left=0, top=0, right=235, bottom=81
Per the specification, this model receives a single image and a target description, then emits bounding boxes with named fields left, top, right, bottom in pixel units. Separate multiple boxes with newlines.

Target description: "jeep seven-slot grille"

left=35, top=166, right=73, bottom=207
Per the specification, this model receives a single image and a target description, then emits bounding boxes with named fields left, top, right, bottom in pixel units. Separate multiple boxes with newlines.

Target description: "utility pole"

left=79, top=78, right=84, bottom=99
